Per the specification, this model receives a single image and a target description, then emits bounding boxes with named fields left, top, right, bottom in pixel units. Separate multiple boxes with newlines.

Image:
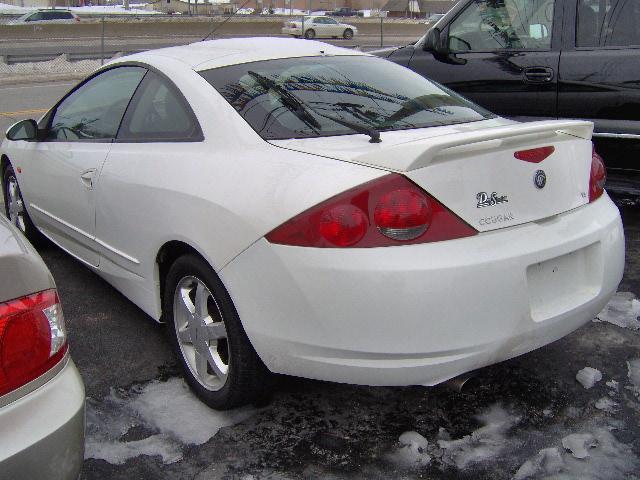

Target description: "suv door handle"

left=524, top=67, right=554, bottom=83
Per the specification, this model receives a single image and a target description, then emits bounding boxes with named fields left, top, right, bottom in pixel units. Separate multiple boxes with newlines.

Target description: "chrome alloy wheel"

left=6, top=175, right=26, bottom=232
left=173, top=276, right=229, bottom=391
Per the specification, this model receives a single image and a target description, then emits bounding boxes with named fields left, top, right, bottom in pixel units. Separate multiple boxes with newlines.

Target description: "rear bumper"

left=0, top=357, right=85, bottom=480
left=220, top=194, right=624, bottom=386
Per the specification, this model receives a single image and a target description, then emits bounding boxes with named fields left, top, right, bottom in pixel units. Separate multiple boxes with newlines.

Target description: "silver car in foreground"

left=0, top=214, right=84, bottom=480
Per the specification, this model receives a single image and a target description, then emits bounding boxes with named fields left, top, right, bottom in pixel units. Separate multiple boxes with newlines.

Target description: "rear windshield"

left=200, top=56, right=494, bottom=141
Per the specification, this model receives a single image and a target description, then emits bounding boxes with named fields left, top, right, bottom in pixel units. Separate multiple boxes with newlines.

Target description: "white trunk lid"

left=270, top=120, right=594, bottom=233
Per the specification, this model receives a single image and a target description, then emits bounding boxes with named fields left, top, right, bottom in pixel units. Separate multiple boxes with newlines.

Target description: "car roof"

left=118, top=37, right=366, bottom=72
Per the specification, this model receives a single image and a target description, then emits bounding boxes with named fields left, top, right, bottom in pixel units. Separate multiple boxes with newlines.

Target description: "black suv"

left=376, top=0, right=640, bottom=195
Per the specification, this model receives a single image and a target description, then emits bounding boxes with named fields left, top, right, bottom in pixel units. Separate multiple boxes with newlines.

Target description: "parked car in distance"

left=282, top=16, right=357, bottom=39
left=328, top=7, right=363, bottom=16
left=0, top=37, right=623, bottom=411
left=10, top=9, right=80, bottom=24
left=424, top=13, right=445, bottom=24
left=0, top=214, right=85, bottom=480
left=375, top=0, right=640, bottom=196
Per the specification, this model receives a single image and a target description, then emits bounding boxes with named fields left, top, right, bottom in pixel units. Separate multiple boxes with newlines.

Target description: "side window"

left=325, top=18, right=338, bottom=24
left=117, top=71, right=202, bottom=142
left=47, top=66, right=146, bottom=142
left=26, top=12, right=42, bottom=21
left=448, top=0, right=555, bottom=51
left=577, top=0, right=640, bottom=48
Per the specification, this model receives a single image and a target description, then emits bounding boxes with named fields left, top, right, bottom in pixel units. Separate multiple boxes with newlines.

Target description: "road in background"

left=0, top=81, right=74, bottom=133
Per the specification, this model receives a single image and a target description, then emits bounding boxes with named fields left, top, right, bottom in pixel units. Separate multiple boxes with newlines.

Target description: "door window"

left=448, top=0, right=555, bottom=51
left=47, top=66, right=146, bottom=142
left=117, top=71, right=202, bottom=142
left=577, top=0, right=640, bottom=47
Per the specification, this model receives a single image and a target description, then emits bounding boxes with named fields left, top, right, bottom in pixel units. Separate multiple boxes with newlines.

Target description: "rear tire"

left=164, top=254, right=271, bottom=410
left=304, top=29, right=316, bottom=39
left=2, top=164, right=41, bottom=243
left=343, top=28, right=353, bottom=40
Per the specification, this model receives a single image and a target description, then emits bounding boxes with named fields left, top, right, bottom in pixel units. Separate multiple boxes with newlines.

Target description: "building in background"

left=382, top=0, right=454, bottom=17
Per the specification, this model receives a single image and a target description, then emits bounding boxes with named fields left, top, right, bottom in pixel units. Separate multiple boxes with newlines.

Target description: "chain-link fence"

left=0, top=13, right=429, bottom=80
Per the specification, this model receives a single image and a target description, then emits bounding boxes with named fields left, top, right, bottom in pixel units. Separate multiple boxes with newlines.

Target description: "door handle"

left=524, top=67, right=554, bottom=83
left=80, top=169, right=96, bottom=189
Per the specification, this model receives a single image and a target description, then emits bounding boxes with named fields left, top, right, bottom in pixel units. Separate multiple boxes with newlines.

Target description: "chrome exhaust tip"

left=442, top=373, right=478, bottom=393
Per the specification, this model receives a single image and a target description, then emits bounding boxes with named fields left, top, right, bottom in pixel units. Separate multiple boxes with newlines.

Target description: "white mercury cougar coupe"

left=1, top=38, right=624, bottom=409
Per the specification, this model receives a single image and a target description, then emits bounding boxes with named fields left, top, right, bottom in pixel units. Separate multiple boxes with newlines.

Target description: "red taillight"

left=514, top=146, right=555, bottom=163
left=589, top=146, right=606, bottom=202
left=266, top=174, right=477, bottom=248
left=0, top=289, right=67, bottom=397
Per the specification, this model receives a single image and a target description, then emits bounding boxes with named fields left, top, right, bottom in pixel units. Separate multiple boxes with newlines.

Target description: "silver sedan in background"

left=0, top=212, right=84, bottom=480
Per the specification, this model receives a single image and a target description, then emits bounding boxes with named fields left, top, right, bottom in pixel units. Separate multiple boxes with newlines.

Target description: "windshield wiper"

left=247, top=71, right=381, bottom=143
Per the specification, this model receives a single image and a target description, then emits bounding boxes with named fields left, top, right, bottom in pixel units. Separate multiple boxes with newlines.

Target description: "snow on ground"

left=576, top=367, right=603, bottom=389
left=594, top=291, right=640, bottom=330
left=0, top=55, right=100, bottom=76
left=85, top=377, right=256, bottom=465
left=0, top=3, right=157, bottom=14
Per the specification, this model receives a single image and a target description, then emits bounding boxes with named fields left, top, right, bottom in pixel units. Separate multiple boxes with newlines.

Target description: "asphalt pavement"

left=2, top=81, right=639, bottom=480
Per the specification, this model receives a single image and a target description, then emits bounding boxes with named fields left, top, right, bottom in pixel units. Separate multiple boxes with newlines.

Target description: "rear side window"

left=577, top=0, right=640, bottom=47
left=201, top=56, right=493, bottom=141
left=117, top=71, right=202, bottom=142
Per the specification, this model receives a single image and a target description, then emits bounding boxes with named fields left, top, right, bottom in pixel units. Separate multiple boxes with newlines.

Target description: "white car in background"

left=282, top=16, right=357, bottom=39
left=10, top=10, right=80, bottom=24
left=0, top=38, right=624, bottom=410
left=0, top=214, right=85, bottom=479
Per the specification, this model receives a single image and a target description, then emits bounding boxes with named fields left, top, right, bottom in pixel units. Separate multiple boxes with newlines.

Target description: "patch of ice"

left=512, top=428, right=639, bottom=480
left=594, top=292, right=640, bottom=330
left=576, top=367, right=602, bottom=389
left=562, top=433, right=597, bottom=459
left=388, top=431, right=431, bottom=467
left=85, top=434, right=182, bottom=465
left=438, top=404, right=519, bottom=469
left=85, top=377, right=256, bottom=465
left=513, top=447, right=564, bottom=480
left=594, top=397, right=618, bottom=413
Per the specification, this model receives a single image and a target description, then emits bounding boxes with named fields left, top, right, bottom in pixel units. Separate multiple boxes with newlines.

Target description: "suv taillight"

left=266, top=173, right=477, bottom=248
left=0, top=289, right=67, bottom=397
left=589, top=146, right=606, bottom=202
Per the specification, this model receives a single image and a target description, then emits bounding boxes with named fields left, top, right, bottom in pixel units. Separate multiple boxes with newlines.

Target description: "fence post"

left=380, top=16, right=383, bottom=47
left=100, top=16, right=105, bottom=66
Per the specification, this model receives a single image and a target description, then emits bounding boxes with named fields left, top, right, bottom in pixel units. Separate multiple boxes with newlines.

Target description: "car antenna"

left=202, top=0, right=252, bottom=42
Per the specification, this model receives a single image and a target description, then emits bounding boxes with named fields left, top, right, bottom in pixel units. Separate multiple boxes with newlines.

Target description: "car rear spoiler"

left=353, top=120, right=594, bottom=172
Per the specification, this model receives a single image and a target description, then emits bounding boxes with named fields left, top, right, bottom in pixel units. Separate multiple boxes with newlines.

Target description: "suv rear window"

left=201, top=56, right=493, bottom=141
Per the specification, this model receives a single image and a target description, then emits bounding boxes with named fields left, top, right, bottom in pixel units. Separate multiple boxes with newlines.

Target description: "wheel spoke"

left=195, top=349, right=208, bottom=378
left=204, top=322, right=226, bottom=341
left=177, top=327, right=192, bottom=344
left=194, top=282, right=208, bottom=319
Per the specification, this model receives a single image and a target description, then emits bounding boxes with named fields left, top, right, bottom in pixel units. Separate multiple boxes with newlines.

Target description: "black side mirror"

left=423, top=27, right=443, bottom=53
left=6, top=119, right=38, bottom=141
left=422, top=27, right=467, bottom=65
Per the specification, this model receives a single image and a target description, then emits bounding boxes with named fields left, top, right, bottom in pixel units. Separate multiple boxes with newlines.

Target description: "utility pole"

left=124, top=0, right=130, bottom=10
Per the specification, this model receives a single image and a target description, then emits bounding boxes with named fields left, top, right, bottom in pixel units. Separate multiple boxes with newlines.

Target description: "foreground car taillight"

left=0, top=289, right=67, bottom=397
left=589, top=146, right=606, bottom=202
left=266, top=174, right=477, bottom=247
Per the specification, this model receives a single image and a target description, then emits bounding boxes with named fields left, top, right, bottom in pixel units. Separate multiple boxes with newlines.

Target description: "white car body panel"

left=220, top=195, right=623, bottom=385
left=12, top=141, right=110, bottom=266
left=1, top=38, right=625, bottom=387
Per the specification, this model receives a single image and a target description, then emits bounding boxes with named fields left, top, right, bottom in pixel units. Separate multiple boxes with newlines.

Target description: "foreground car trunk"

left=271, top=120, right=595, bottom=233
